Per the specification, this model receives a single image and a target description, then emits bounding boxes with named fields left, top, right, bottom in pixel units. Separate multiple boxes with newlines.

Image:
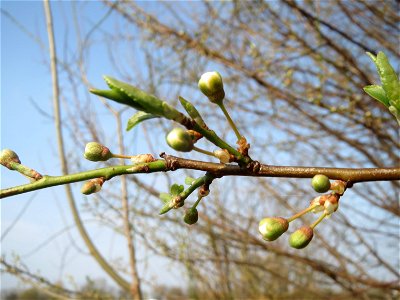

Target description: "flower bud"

left=289, top=226, right=314, bottom=249
left=324, top=193, right=339, bottom=215
left=311, top=175, right=331, bottom=193
left=81, top=178, right=104, bottom=195
left=198, top=71, right=225, bottom=104
left=0, top=149, right=21, bottom=169
left=213, top=149, right=230, bottom=164
left=166, top=128, right=194, bottom=152
left=183, top=208, right=199, bottom=225
left=330, top=180, right=346, bottom=195
left=84, top=142, right=112, bottom=162
left=258, top=217, right=289, bottom=241
left=310, top=196, right=325, bottom=213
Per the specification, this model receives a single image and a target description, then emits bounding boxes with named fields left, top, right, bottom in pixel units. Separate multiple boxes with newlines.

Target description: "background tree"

left=1, top=1, right=399, bottom=299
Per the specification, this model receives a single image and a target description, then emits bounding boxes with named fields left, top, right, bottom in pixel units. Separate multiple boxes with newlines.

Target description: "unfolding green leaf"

left=375, top=52, right=400, bottom=103
left=170, top=184, right=184, bottom=196
left=363, top=85, right=390, bottom=107
left=126, top=112, right=159, bottom=131
left=179, top=96, right=207, bottom=127
left=159, top=192, right=172, bottom=204
left=90, top=87, right=145, bottom=111
left=104, top=76, right=164, bottom=115
left=185, top=176, right=196, bottom=185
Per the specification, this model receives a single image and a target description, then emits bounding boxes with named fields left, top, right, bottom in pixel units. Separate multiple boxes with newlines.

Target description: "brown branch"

left=2, top=154, right=399, bottom=199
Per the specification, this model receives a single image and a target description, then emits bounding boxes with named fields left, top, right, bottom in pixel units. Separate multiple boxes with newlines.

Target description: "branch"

left=1, top=155, right=399, bottom=198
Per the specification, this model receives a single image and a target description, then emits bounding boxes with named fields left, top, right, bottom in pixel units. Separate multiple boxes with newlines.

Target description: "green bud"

left=198, top=71, right=225, bottom=104
left=258, top=217, right=289, bottom=241
left=84, top=142, right=112, bottom=162
left=183, top=208, right=198, bottom=225
left=0, top=149, right=21, bottom=169
left=166, top=128, right=194, bottom=152
left=289, top=226, right=314, bottom=249
left=311, top=175, right=331, bottom=193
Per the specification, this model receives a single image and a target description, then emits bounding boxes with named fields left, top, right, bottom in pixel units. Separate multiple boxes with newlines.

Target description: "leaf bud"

left=81, top=178, right=105, bottom=195
left=0, top=149, right=21, bottom=169
left=258, top=217, right=289, bottom=241
left=311, top=175, right=331, bottom=193
left=183, top=208, right=199, bottom=225
left=166, top=128, right=194, bottom=152
left=289, top=226, right=314, bottom=249
left=84, top=142, right=112, bottom=162
left=213, top=149, right=231, bottom=164
left=198, top=71, right=225, bottom=104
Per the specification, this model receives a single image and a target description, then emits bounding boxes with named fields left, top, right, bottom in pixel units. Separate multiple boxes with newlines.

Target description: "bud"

left=330, top=180, right=346, bottom=195
left=198, top=71, right=225, bottom=104
left=130, top=154, right=156, bottom=164
left=213, top=149, right=230, bottom=164
left=166, top=128, right=194, bottom=152
left=183, top=208, right=199, bottom=225
left=84, top=142, right=112, bottom=162
left=289, top=226, right=314, bottom=249
left=81, top=178, right=104, bottom=195
left=324, top=193, right=339, bottom=216
left=310, top=196, right=325, bottom=213
left=311, top=175, right=331, bottom=193
left=0, top=149, right=21, bottom=169
left=258, top=217, right=289, bottom=241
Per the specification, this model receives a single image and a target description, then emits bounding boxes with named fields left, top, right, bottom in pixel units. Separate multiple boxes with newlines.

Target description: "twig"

left=2, top=155, right=399, bottom=198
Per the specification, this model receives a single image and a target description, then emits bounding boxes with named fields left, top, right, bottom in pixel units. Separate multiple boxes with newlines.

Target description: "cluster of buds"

left=310, top=193, right=340, bottom=216
left=259, top=175, right=345, bottom=249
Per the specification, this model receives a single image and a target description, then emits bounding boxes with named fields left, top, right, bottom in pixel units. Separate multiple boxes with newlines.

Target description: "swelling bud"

left=183, top=208, right=198, bottom=225
left=258, top=217, right=289, bottom=241
left=84, top=142, right=112, bottom=161
left=0, top=149, right=21, bottom=169
left=213, top=149, right=230, bottom=163
left=289, top=226, right=314, bottom=249
left=81, top=178, right=104, bottom=195
left=166, top=128, right=194, bottom=152
left=198, top=71, right=225, bottom=104
left=311, top=175, right=331, bottom=193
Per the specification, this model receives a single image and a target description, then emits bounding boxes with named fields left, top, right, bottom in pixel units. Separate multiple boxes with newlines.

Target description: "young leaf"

left=375, top=52, right=400, bottom=103
left=185, top=176, right=196, bottom=185
left=159, top=192, right=172, bottom=204
left=126, top=112, right=159, bottom=131
left=104, top=76, right=164, bottom=115
left=90, top=87, right=145, bottom=111
left=179, top=96, right=207, bottom=127
left=363, top=85, right=390, bottom=107
left=170, top=184, right=184, bottom=196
